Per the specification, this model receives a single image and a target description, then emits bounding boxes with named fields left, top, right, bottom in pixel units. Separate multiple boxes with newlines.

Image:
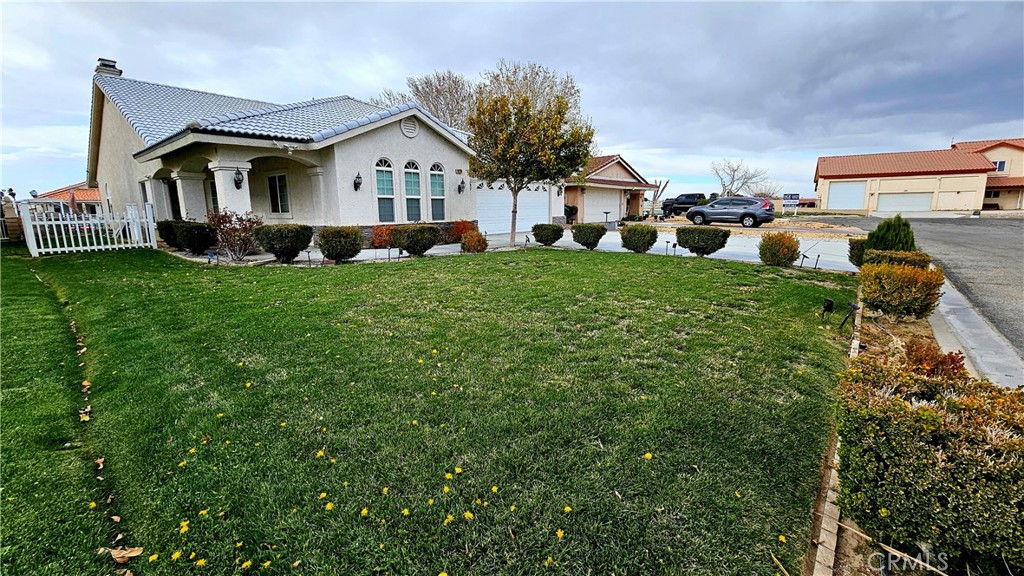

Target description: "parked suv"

left=685, top=196, right=775, bottom=227
left=661, top=193, right=707, bottom=217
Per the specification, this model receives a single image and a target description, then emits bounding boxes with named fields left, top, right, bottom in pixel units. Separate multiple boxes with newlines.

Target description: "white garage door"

left=475, top=182, right=550, bottom=235
left=826, top=181, right=867, bottom=210
left=583, top=190, right=622, bottom=223
left=876, top=193, right=934, bottom=212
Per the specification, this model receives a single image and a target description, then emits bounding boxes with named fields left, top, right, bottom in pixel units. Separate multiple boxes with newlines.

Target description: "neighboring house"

left=561, top=155, right=659, bottom=224
left=36, top=182, right=103, bottom=215
left=86, top=59, right=476, bottom=233
left=814, top=138, right=1024, bottom=213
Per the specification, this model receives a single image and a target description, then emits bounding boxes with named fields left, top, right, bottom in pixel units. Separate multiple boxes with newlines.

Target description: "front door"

left=167, top=180, right=182, bottom=220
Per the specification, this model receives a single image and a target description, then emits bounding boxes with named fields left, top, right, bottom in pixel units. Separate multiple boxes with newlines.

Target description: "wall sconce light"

left=557, top=186, right=563, bottom=197
left=354, top=173, right=363, bottom=191
left=233, top=168, right=244, bottom=189
left=580, top=186, right=586, bottom=194
left=458, top=179, right=466, bottom=194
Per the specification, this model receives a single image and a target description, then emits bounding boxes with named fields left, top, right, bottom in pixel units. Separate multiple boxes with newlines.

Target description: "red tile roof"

left=584, top=155, right=620, bottom=175
left=951, top=138, right=1024, bottom=152
left=987, top=177, right=1024, bottom=189
left=39, top=183, right=101, bottom=202
left=815, top=149, right=994, bottom=180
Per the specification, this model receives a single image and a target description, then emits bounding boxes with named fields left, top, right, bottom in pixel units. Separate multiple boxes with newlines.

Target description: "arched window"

left=375, top=158, right=395, bottom=222
left=429, top=163, right=445, bottom=221
left=404, top=161, right=421, bottom=222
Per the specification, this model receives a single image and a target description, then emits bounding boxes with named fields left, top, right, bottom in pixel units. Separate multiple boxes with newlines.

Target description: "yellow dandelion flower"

left=382, top=486, right=388, bottom=495
left=262, top=561, right=272, bottom=568
left=643, top=452, right=653, bottom=460
left=319, top=492, right=327, bottom=499
left=454, top=467, right=463, bottom=474
left=178, top=460, right=187, bottom=467
left=439, top=572, right=448, bottom=576
left=325, top=502, right=334, bottom=511
left=88, top=501, right=97, bottom=509
left=564, top=506, right=572, bottom=513
left=148, top=553, right=159, bottom=562
left=475, top=498, right=482, bottom=505
left=510, top=505, right=516, bottom=512
left=217, top=413, right=224, bottom=418
left=342, top=481, right=349, bottom=487
left=321, top=426, right=327, bottom=432
left=778, top=535, right=787, bottom=543
left=556, top=529, right=564, bottom=539
left=443, top=485, right=450, bottom=494
left=171, top=550, right=182, bottom=561
left=735, top=490, right=742, bottom=498
left=879, top=508, right=890, bottom=518
left=491, top=485, right=498, bottom=493
left=238, top=361, right=244, bottom=366
left=431, top=391, right=437, bottom=396
left=224, top=439, right=231, bottom=445
left=330, top=458, right=337, bottom=464
left=544, top=556, right=554, bottom=567
left=279, top=422, right=286, bottom=428
left=236, top=541, right=243, bottom=548
left=360, top=507, right=369, bottom=517
left=463, top=511, right=474, bottom=520
left=411, top=420, right=418, bottom=426
left=402, top=508, right=410, bottom=516
left=179, top=520, right=189, bottom=534
left=245, top=382, right=252, bottom=388
left=427, top=498, right=435, bottom=506
left=199, top=509, right=208, bottom=516
left=188, top=447, right=196, bottom=454
left=432, top=349, right=438, bottom=355
left=241, top=560, right=253, bottom=569
left=445, top=473, right=453, bottom=480
left=443, top=514, right=455, bottom=525
left=189, top=552, right=196, bottom=560
left=316, top=450, right=325, bottom=458
left=418, top=358, right=424, bottom=364
left=196, top=558, right=206, bottom=567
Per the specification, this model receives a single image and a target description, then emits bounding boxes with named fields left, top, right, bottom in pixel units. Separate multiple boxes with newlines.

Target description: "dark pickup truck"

left=661, top=193, right=707, bottom=217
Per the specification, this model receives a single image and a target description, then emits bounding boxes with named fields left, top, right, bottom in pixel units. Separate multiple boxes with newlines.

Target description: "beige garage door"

left=876, top=193, right=934, bottom=212
left=936, top=191, right=972, bottom=211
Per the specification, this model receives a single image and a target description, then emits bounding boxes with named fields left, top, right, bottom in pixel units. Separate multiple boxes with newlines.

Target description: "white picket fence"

left=19, top=202, right=157, bottom=257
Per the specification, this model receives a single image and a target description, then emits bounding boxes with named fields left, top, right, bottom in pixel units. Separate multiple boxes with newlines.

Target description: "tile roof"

left=951, top=138, right=1024, bottom=152
left=39, top=183, right=101, bottom=202
left=585, top=177, right=659, bottom=189
left=987, top=177, right=1024, bottom=189
left=816, top=149, right=995, bottom=180
left=96, top=74, right=470, bottom=151
left=94, top=75, right=275, bottom=146
left=584, top=154, right=620, bottom=175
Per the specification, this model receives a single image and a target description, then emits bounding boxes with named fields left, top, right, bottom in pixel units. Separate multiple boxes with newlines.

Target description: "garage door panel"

left=876, top=193, right=933, bottom=212
left=583, top=190, right=622, bottom=223
left=826, top=181, right=867, bottom=210
left=476, top=183, right=550, bottom=234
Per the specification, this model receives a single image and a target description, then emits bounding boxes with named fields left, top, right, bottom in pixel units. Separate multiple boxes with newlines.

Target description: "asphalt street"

left=815, top=216, right=1024, bottom=360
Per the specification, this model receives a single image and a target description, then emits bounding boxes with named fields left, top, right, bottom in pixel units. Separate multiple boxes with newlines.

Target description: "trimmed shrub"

left=174, top=222, right=214, bottom=256
left=460, top=230, right=488, bottom=253
left=156, top=220, right=181, bottom=249
left=865, top=214, right=916, bottom=252
left=532, top=224, right=565, bottom=246
left=571, top=223, right=607, bottom=250
left=757, top=231, right=800, bottom=266
left=318, top=226, right=362, bottom=263
left=837, top=358, right=1024, bottom=569
left=863, top=249, right=932, bottom=269
left=848, top=237, right=867, bottom=267
left=371, top=225, right=394, bottom=249
left=254, top=224, right=313, bottom=264
left=620, top=224, right=658, bottom=254
left=675, top=227, right=730, bottom=257
left=395, top=224, right=440, bottom=256
left=207, top=210, right=263, bottom=261
left=446, top=220, right=478, bottom=243
left=904, top=337, right=967, bottom=380
left=861, top=263, right=944, bottom=319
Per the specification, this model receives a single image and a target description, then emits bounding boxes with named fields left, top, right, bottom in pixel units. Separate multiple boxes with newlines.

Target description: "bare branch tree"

left=371, top=70, right=477, bottom=130
left=651, top=179, right=670, bottom=207
left=479, top=59, right=585, bottom=124
left=711, top=159, right=768, bottom=197
left=748, top=180, right=784, bottom=199
left=368, top=88, right=411, bottom=109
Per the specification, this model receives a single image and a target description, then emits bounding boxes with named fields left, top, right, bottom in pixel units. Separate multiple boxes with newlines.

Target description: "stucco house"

left=814, top=138, right=1024, bottom=213
left=86, top=59, right=476, bottom=234
left=561, top=155, right=659, bottom=224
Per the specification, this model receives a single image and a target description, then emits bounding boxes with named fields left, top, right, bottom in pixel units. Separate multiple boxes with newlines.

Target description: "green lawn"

left=2, top=246, right=856, bottom=575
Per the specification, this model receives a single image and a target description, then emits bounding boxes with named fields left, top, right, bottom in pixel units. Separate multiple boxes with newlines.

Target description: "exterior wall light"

left=457, top=179, right=466, bottom=194
left=233, top=168, right=244, bottom=189
left=354, top=173, right=363, bottom=191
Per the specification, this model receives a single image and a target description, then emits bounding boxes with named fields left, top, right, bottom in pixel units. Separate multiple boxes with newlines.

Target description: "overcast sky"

left=2, top=1, right=1022, bottom=198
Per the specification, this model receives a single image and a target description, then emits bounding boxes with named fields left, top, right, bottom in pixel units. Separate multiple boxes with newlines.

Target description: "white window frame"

left=993, top=160, right=1007, bottom=173
left=429, top=162, right=446, bottom=222
left=267, top=171, right=291, bottom=215
left=404, top=160, right=422, bottom=222
left=375, top=158, right=396, bottom=223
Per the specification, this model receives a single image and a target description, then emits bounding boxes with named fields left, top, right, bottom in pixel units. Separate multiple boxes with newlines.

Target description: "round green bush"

left=865, top=214, right=916, bottom=252
left=254, top=224, right=313, bottom=264
left=621, top=224, right=658, bottom=253
left=156, top=220, right=181, bottom=249
left=571, top=223, right=607, bottom=250
left=396, top=225, right=441, bottom=256
left=848, top=237, right=867, bottom=267
left=675, top=226, right=730, bottom=257
left=318, top=226, right=363, bottom=263
left=758, top=231, right=800, bottom=266
left=532, top=224, right=565, bottom=246
left=174, top=222, right=214, bottom=255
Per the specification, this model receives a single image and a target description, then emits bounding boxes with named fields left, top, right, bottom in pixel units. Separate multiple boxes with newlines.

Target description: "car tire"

left=741, top=215, right=756, bottom=228
left=692, top=214, right=705, bottom=225
left=751, top=222, right=763, bottom=228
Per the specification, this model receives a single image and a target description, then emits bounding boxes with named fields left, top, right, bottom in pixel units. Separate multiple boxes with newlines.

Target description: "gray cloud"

left=2, top=2, right=1021, bottom=196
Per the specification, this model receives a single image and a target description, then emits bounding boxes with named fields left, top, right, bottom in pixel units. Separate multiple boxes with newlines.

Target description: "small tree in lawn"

left=467, top=91, right=593, bottom=247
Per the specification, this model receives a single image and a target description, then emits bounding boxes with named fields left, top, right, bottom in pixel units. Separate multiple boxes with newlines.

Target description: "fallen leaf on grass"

left=109, top=546, right=143, bottom=564
left=95, top=458, right=105, bottom=470
left=111, top=515, right=121, bottom=523
left=80, top=414, right=91, bottom=422
left=77, top=347, right=88, bottom=356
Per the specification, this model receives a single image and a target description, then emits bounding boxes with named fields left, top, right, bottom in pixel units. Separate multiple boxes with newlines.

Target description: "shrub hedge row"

left=863, top=249, right=932, bottom=269
left=860, top=263, right=944, bottom=319
left=848, top=237, right=867, bottom=267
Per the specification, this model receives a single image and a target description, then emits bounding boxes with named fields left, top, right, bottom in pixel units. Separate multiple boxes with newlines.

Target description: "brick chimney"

left=95, top=58, right=122, bottom=76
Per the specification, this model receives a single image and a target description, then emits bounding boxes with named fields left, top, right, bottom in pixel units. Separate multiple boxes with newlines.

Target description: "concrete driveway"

left=814, top=216, right=1024, bottom=360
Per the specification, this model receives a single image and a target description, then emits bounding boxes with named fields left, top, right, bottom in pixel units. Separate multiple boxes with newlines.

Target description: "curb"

left=809, top=286, right=862, bottom=576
